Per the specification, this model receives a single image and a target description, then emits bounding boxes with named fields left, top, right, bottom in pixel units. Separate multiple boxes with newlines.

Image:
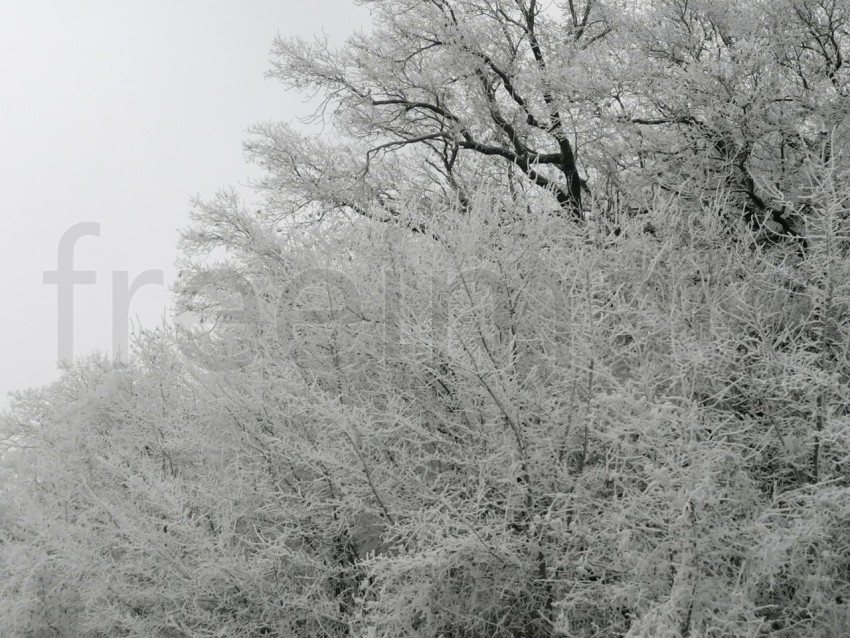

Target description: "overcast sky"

left=0, top=1, right=368, bottom=408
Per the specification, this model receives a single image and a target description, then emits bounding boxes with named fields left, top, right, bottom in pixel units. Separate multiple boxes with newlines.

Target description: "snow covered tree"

left=249, top=0, right=848, bottom=240
left=248, top=0, right=626, bottom=221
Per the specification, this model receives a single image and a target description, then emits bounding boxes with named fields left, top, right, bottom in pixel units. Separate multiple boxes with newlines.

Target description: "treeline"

left=2, top=0, right=850, bottom=636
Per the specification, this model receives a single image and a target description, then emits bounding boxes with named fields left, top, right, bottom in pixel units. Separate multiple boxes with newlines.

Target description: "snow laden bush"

left=3, top=154, right=850, bottom=636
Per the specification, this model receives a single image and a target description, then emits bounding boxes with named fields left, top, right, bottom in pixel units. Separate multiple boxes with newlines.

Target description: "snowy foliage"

left=2, top=0, right=850, bottom=636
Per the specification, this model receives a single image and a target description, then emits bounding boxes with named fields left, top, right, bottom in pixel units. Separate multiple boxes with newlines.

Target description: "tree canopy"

left=249, top=0, right=848, bottom=235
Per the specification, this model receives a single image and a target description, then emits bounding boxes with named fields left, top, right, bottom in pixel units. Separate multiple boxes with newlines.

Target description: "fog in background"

left=0, top=1, right=367, bottom=408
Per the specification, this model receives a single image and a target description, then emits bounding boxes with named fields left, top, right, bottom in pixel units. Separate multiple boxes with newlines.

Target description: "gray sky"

left=0, top=1, right=367, bottom=408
